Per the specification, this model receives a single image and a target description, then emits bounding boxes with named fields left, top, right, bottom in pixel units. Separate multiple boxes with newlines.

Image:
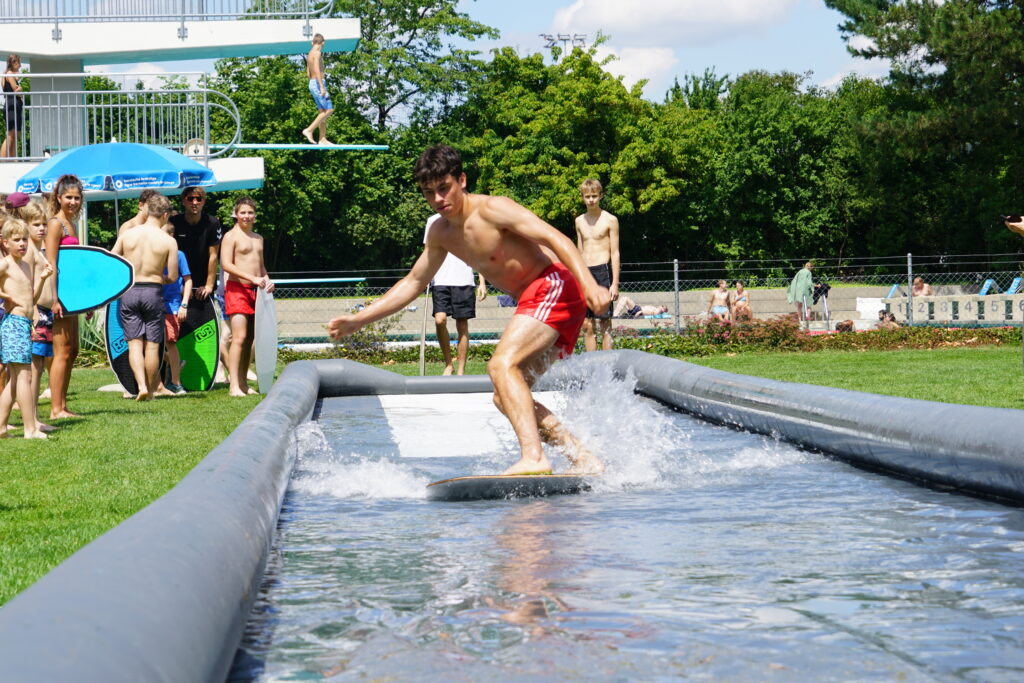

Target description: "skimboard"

left=104, top=297, right=163, bottom=396
left=254, top=288, right=278, bottom=394
left=176, top=297, right=221, bottom=391
left=426, top=474, right=596, bottom=502
left=57, top=245, right=134, bottom=315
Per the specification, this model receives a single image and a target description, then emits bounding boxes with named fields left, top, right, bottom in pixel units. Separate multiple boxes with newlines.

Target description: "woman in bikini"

left=1, top=54, right=23, bottom=158
left=45, top=175, right=84, bottom=419
left=733, top=281, right=752, bottom=321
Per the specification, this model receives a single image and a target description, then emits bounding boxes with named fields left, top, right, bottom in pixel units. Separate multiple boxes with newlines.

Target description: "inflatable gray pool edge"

left=589, top=350, right=1024, bottom=505
left=2, top=353, right=1022, bottom=682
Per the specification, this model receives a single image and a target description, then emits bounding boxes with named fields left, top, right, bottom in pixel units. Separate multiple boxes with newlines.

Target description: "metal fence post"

left=907, top=252, right=914, bottom=325
left=673, top=259, right=680, bottom=334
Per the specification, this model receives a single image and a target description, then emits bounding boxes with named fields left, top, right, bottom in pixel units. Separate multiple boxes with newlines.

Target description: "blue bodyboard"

left=57, top=246, right=134, bottom=315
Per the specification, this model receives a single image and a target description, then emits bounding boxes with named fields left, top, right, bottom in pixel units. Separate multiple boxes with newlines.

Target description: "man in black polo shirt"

left=170, top=186, right=222, bottom=300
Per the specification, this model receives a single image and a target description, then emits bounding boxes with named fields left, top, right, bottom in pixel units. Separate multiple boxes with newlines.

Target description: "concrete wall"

left=2, top=353, right=1022, bottom=682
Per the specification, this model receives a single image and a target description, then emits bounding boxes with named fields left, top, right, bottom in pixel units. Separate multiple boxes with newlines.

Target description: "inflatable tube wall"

left=2, top=353, right=1022, bottom=682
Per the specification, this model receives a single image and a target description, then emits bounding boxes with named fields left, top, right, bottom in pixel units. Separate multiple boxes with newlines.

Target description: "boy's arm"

left=179, top=274, right=193, bottom=320
left=482, top=197, right=610, bottom=314
left=328, top=242, right=446, bottom=339
left=476, top=272, right=487, bottom=301
left=165, top=241, right=178, bottom=284
left=574, top=216, right=584, bottom=252
left=256, top=236, right=275, bottom=293
left=32, top=258, right=53, bottom=302
left=608, top=214, right=620, bottom=300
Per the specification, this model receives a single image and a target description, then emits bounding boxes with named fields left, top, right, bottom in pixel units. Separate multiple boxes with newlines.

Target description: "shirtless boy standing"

left=328, top=145, right=611, bottom=475
left=111, top=194, right=179, bottom=401
left=301, top=34, right=333, bottom=145
left=220, top=197, right=274, bottom=397
left=0, top=218, right=52, bottom=438
left=574, top=178, right=619, bottom=351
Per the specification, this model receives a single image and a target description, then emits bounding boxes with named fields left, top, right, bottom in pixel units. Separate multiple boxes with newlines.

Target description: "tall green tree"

left=329, top=0, right=498, bottom=129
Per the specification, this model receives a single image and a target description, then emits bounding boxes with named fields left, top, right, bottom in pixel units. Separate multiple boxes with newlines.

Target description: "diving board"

left=210, top=144, right=389, bottom=151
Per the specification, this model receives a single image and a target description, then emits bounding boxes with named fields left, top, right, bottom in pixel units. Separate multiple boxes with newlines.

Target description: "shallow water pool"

left=231, top=365, right=1024, bottom=681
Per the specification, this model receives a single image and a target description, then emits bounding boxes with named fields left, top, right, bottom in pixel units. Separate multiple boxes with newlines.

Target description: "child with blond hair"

left=0, top=217, right=53, bottom=438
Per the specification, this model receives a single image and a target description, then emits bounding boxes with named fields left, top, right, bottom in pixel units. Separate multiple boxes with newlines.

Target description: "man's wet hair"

left=414, top=145, right=463, bottom=185
left=139, top=188, right=159, bottom=205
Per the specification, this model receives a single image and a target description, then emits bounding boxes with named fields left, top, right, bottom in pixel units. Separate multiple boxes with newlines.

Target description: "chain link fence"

left=272, top=252, right=1024, bottom=344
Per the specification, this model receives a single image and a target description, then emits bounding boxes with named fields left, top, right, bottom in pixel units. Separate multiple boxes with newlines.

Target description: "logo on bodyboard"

left=194, top=321, right=216, bottom=342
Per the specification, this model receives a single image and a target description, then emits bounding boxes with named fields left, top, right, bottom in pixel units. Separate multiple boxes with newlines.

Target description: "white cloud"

left=820, top=35, right=890, bottom=89
left=552, top=0, right=800, bottom=45
left=593, top=45, right=678, bottom=98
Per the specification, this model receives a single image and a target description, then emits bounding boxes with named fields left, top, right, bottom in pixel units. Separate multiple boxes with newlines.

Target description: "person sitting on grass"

left=0, top=217, right=53, bottom=438
left=732, top=281, right=752, bottom=321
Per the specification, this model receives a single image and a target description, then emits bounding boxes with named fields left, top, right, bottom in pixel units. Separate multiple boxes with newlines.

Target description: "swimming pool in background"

left=230, top=362, right=1024, bottom=681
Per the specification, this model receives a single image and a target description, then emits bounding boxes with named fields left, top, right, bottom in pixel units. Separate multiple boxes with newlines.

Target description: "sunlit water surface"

left=231, top=361, right=1024, bottom=682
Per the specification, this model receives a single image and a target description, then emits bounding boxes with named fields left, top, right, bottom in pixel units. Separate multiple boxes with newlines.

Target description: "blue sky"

left=455, top=0, right=888, bottom=99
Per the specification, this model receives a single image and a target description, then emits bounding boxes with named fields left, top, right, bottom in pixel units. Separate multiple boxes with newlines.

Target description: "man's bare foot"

left=301, top=128, right=316, bottom=144
left=49, top=410, right=81, bottom=419
left=135, top=390, right=150, bottom=402
left=246, top=386, right=258, bottom=395
left=502, top=456, right=553, bottom=476
left=39, top=387, right=50, bottom=400
left=0, top=429, right=9, bottom=439
left=442, top=364, right=454, bottom=376
left=320, top=138, right=334, bottom=146
left=24, top=430, right=48, bottom=440
left=228, top=389, right=248, bottom=397
left=155, top=385, right=175, bottom=397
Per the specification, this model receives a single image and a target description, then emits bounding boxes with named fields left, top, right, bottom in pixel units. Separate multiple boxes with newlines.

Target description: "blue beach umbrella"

left=16, top=142, right=217, bottom=234
left=16, top=142, right=216, bottom=194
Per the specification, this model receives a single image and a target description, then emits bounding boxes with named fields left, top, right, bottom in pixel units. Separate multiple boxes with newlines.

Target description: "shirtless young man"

left=301, top=34, right=333, bottom=145
left=118, top=189, right=159, bottom=236
left=574, top=178, right=620, bottom=351
left=707, top=280, right=732, bottom=321
left=220, top=197, right=274, bottom=397
left=111, top=194, right=179, bottom=401
left=328, top=145, right=611, bottom=475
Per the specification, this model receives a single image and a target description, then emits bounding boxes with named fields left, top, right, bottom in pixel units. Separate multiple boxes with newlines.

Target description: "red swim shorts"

left=515, top=263, right=586, bottom=358
left=225, top=280, right=257, bottom=316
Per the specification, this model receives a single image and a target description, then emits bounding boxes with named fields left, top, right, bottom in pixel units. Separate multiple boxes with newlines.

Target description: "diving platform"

left=0, top=18, right=359, bottom=67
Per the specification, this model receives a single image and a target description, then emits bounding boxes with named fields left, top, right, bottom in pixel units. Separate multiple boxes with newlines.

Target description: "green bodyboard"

left=177, top=298, right=221, bottom=392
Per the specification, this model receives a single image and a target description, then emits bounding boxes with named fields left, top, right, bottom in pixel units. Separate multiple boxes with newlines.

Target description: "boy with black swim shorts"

left=424, top=214, right=487, bottom=375
left=574, top=178, right=620, bottom=352
left=329, top=145, right=611, bottom=476
left=112, top=194, right=179, bottom=401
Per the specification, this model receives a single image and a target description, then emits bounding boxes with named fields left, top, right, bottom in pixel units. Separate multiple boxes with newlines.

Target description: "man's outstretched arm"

left=328, top=243, right=446, bottom=339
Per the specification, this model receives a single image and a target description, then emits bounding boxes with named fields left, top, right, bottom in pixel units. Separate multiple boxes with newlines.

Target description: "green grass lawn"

left=688, top=345, right=1024, bottom=410
left=0, top=367, right=259, bottom=605
left=2, top=345, right=1021, bottom=605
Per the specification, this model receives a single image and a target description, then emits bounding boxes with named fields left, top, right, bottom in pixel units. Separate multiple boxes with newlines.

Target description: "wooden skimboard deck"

left=57, top=245, right=134, bottom=315
left=254, top=289, right=278, bottom=394
left=426, top=474, right=596, bottom=502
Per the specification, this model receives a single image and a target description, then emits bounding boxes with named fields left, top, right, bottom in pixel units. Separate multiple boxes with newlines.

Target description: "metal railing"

left=265, top=253, right=1024, bottom=343
left=0, top=72, right=241, bottom=162
left=0, top=0, right=334, bottom=41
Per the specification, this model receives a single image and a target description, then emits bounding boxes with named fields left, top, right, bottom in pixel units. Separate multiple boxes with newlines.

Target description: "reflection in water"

left=490, top=502, right=570, bottom=629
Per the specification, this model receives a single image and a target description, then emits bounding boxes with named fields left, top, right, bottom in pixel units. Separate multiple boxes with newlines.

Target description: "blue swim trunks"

left=1, top=313, right=33, bottom=364
left=32, top=340, right=53, bottom=358
left=308, top=78, right=332, bottom=110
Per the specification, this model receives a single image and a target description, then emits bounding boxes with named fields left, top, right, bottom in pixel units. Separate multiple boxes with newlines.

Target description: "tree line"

left=83, top=1, right=1024, bottom=276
